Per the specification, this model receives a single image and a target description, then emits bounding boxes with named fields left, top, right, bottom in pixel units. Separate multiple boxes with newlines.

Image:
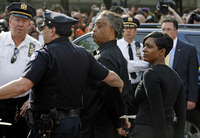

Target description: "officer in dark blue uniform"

left=0, top=10, right=124, bottom=138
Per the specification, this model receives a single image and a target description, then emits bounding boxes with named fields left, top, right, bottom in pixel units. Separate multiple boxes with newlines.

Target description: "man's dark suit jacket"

left=80, top=40, right=133, bottom=138
left=173, top=39, right=199, bottom=102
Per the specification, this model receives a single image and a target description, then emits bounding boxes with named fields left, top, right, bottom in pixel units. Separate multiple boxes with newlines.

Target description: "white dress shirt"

left=169, top=37, right=177, bottom=68
left=0, top=31, right=42, bottom=98
left=117, top=38, right=149, bottom=84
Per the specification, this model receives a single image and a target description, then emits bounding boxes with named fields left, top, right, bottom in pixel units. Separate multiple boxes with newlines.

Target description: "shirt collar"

left=97, top=40, right=117, bottom=53
left=4, top=31, right=29, bottom=48
left=173, top=37, right=177, bottom=48
left=122, top=38, right=135, bottom=48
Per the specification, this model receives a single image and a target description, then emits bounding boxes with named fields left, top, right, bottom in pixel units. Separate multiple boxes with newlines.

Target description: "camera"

left=188, top=13, right=200, bottom=24
left=0, top=19, right=8, bottom=33
left=160, top=4, right=168, bottom=15
left=191, top=14, right=200, bottom=21
left=157, top=0, right=176, bottom=15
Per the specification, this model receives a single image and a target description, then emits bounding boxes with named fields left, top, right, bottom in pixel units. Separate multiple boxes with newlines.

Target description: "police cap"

left=7, top=2, right=36, bottom=19
left=40, top=10, right=78, bottom=30
left=123, top=17, right=140, bottom=28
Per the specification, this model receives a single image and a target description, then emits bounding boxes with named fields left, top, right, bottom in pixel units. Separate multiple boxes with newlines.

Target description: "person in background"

left=127, top=10, right=134, bottom=17
left=118, top=16, right=149, bottom=101
left=117, top=17, right=149, bottom=97
left=82, top=12, right=89, bottom=25
left=50, top=4, right=65, bottom=13
left=161, top=19, right=198, bottom=110
left=80, top=10, right=131, bottom=138
left=72, top=12, right=89, bottom=40
left=181, top=13, right=191, bottom=24
left=71, top=8, right=80, bottom=17
left=36, top=8, right=43, bottom=17
left=141, top=7, right=149, bottom=21
left=88, top=4, right=106, bottom=32
left=159, top=5, right=183, bottom=24
left=29, top=30, right=39, bottom=40
left=117, top=17, right=149, bottom=135
left=34, top=16, right=44, bottom=44
left=110, top=6, right=127, bottom=17
left=134, top=13, right=146, bottom=23
left=28, top=19, right=36, bottom=34
left=2, top=6, right=9, bottom=20
left=0, top=2, right=41, bottom=138
left=188, top=11, right=200, bottom=24
left=130, top=5, right=136, bottom=14
left=0, top=9, right=124, bottom=138
left=133, top=31, right=186, bottom=138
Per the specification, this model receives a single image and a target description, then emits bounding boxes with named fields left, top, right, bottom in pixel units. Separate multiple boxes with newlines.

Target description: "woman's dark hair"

left=143, top=31, right=173, bottom=56
left=47, top=24, right=72, bottom=37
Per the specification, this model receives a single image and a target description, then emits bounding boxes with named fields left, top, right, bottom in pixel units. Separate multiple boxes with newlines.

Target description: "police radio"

left=135, top=42, right=141, bottom=59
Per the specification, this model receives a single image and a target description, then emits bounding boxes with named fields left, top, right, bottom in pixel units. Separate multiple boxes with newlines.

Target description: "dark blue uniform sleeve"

left=87, top=51, right=109, bottom=80
left=22, top=51, right=48, bottom=86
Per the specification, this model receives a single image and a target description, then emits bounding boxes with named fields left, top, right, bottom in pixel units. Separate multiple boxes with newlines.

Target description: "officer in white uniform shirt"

left=0, top=2, right=41, bottom=138
left=117, top=17, right=149, bottom=90
left=117, top=16, right=149, bottom=137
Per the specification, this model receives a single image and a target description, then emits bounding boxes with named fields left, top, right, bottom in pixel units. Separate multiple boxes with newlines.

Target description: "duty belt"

left=57, top=109, right=79, bottom=120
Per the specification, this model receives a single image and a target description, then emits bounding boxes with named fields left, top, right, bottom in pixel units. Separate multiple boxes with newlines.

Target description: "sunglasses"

left=11, top=47, right=19, bottom=63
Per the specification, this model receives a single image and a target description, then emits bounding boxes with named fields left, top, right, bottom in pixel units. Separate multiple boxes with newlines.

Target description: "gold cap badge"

left=20, top=3, right=27, bottom=10
left=128, top=17, right=133, bottom=22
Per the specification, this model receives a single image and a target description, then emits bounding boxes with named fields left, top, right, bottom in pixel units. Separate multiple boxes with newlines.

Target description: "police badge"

left=28, top=43, right=35, bottom=57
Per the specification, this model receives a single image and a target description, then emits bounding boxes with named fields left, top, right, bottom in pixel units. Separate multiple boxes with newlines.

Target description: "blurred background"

left=0, top=0, right=199, bottom=15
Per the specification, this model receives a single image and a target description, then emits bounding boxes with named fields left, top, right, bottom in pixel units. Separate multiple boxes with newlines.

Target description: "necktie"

left=128, top=43, right=137, bottom=79
left=128, top=43, right=133, bottom=60
left=165, top=52, right=170, bottom=66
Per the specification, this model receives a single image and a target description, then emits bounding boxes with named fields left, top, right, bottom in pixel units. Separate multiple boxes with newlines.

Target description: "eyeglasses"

left=11, top=47, right=19, bottom=63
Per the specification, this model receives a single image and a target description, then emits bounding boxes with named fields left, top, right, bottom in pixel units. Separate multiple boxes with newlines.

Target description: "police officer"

left=0, top=2, right=41, bottom=138
left=117, top=17, right=149, bottom=136
left=117, top=17, right=149, bottom=92
left=0, top=10, right=123, bottom=138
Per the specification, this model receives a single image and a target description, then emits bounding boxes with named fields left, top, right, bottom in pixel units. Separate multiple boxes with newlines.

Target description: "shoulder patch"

left=30, top=51, right=39, bottom=61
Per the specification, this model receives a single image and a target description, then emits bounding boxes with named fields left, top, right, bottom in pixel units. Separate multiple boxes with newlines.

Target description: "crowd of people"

left=0, top=1, right=199, bottom=138
left=1, top=2, right=200, bottom=43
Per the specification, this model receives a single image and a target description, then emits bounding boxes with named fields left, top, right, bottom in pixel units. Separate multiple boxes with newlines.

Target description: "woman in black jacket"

left=133, top=31, right=186, bottom=138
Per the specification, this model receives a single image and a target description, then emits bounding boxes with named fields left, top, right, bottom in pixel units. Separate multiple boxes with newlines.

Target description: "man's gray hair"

left=99, top=10, right=124, bottom=39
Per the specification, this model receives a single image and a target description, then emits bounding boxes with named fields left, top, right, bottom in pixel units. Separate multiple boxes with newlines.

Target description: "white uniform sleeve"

left=127, top=60, right=149, bottom=73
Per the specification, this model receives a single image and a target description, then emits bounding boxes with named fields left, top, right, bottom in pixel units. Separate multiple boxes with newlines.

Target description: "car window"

left=76, top=36, right=98, bottom=53
left=185, top=34, right=200, bottom=66
left=135, top=32, right=149, bottom=43
left=185, top=35, right=200, bottom=54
